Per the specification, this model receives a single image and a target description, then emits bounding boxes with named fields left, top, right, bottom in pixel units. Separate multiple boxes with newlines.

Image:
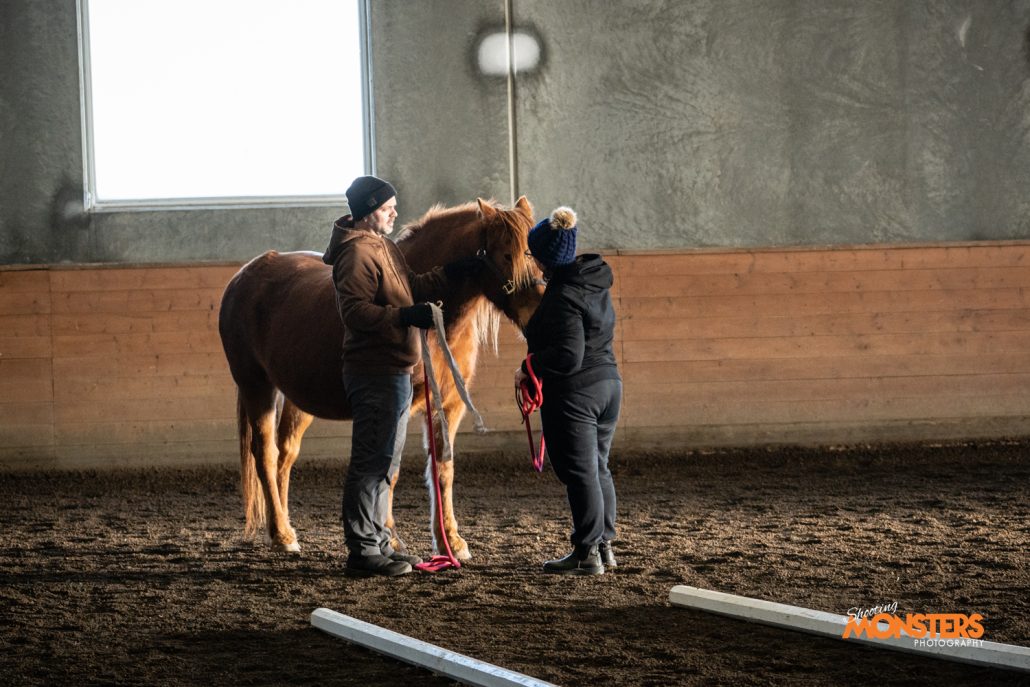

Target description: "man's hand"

left=399, top=303, right=435, bottom=329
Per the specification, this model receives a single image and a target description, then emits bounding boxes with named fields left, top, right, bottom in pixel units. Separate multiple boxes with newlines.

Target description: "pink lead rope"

left=414, top=367, right=462, bottom=573
left=516, top=354, right=546, bottom=472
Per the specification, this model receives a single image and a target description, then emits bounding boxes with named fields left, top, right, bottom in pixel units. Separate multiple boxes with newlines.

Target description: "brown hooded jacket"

left=322, top=215, right=448, bottom=375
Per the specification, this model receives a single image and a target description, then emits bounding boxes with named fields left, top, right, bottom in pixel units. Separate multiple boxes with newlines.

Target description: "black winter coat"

left=522, top=254, right=621, bottom=392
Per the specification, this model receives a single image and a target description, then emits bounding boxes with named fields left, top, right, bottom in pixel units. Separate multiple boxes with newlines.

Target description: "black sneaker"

left=543, top=545, right=604, bottom=576
left=346, top=553, right=412, bottom=577
left=599, top=541, right=617, bottom=569
left=386, top=551, right=422, bottom=566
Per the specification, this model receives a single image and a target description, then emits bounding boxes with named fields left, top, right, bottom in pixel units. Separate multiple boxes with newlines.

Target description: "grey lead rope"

left=419, top=303, right=487, bottom=461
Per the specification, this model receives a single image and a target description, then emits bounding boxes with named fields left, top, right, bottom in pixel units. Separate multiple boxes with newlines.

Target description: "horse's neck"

left=401, top=220, right=481, bottom=312
left=400, top=213, right=477, bottom=263
left=400, top=217, right=495, bottom=354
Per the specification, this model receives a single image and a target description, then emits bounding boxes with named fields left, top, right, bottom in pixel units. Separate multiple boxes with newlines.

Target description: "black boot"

left=386, top=550, right=422, bottom=566
left=599, top=541, right=617, bottom=569
left=345, top=553, right=412, bottom=577
left=543, top=544, right=604, bottom=576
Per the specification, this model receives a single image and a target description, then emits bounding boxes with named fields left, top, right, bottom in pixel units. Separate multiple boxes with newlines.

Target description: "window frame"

left=75, top=0, right=374, bottom=212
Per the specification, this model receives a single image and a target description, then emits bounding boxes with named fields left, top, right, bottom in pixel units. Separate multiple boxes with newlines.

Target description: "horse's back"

left=224, top=250, right=327, bottom=295
left=219, top=250, right=351, bottom=419
left=219, top=251, right=329, bottom=359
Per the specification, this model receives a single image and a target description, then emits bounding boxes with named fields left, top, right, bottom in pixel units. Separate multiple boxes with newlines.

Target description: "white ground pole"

left=670, top=586, right=1030, bottom=673
left=311, top=608, right=558, bottom=687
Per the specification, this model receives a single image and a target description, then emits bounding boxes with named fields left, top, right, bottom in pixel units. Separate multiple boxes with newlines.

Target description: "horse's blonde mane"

left=473, top=298, right=502, bottom=354
left=393, top=201, right=483, bottom=243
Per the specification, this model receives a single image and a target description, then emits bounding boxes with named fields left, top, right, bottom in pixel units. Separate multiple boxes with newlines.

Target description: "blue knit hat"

left=527, top=207, right=578, bottom=268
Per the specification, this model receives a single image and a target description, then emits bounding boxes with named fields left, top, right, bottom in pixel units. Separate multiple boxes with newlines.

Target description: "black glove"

left=399, top=303, right=435, bottom=329
left=443, top=256, right=484, bottom=281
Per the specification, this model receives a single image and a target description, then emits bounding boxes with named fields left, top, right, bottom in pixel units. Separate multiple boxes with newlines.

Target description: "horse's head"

left=397, top=196, right=544, bottom=332
left=472, top=196, right=545, bottom=330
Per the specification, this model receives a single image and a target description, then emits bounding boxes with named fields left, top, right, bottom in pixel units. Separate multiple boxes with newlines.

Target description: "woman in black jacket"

left=516, top=207, right=623, bottom=575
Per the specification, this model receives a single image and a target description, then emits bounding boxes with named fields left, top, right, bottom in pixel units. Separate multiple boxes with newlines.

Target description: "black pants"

left=540, top=378, right=622, bottom=548
left=341, top=372, right=411, bottom=557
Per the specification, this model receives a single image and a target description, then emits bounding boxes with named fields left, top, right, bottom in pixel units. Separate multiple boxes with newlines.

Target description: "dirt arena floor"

left=2, top=439, right=1028, bottom=686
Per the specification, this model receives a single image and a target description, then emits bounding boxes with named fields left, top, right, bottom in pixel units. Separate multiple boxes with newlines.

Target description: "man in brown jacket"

left=323, top=175, right=477, bottom=577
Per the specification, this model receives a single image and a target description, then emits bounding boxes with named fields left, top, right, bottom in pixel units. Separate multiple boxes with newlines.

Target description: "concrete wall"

left=371, top=1, right=512, bottom=222
left=516, top=0, right=1030, bottom=248
left=3, top=1, right=1030, bottom=265
left=0, top=0, right=509, bottom=265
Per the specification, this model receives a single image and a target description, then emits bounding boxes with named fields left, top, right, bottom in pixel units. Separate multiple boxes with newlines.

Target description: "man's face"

left=363, top=196, right=397, bottom=234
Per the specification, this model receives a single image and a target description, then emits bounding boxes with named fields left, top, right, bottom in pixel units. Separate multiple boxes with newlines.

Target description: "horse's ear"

left=515, top=195, right=533, bottom=218
left=477, top=198, right=498, bottom=220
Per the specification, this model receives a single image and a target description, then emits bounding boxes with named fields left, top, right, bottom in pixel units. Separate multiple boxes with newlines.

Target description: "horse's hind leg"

left=241, top=388, right=299, bottom=552
left=275, top=398, right=314, bottom=544
left=384, top=470, right=410, bottom=554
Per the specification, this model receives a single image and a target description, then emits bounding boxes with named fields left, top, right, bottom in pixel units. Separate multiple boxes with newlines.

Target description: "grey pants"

left=342, top=372, right=412, bottom=557
left=540, top=378, right=622, bottom=548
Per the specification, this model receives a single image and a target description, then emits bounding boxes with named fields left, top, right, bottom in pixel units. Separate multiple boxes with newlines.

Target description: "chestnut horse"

left=218, top=197, right=541, bottom=559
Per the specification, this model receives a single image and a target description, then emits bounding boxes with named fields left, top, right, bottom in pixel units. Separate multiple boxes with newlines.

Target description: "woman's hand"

left=514, top=366, right=527, bottom=388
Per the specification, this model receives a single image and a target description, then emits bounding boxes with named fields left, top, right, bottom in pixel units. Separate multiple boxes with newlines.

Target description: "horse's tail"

left=237, top=390, right=265, bottom=536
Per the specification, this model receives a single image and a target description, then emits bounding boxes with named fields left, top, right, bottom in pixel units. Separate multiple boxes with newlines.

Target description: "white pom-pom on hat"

left=549, top=206, right=577, bottom=230
left=528, top=206, right=578, bottom=267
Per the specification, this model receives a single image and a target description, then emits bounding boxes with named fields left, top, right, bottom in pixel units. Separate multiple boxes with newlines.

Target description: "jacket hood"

left=551, top=253, right=612, bottom=292
left=322, top=215, right=375, bottom=265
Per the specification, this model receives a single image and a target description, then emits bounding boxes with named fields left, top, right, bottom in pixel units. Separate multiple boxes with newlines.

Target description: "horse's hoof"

left=275, top=540, right=301, bottom=553
left=451, top=537, right=471, bottom=561
left=389, top=532, right=409, bottom=555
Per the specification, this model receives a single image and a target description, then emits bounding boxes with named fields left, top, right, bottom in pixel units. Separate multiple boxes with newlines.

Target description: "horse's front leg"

left=430, top=456, right=470, bottom=561
left=426, top=399, right=470, bottom=561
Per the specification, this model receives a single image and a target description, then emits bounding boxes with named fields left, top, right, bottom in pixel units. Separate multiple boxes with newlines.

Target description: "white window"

left=78, top=0, right=369, bottom=210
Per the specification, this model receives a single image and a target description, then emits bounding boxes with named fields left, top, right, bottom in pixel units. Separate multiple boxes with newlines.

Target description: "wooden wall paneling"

left=612, top=245, right=1030, bottom=445
left=0, top=270, right=54, bottom=461
left=0, top=358, right=52, bottom=402
left=613, top=244, right=1029, bottom=276
left=620, top=288, right=1028, bottom=319
left=2, top=245, right=1029, bottom=469
left=619, top=393, right=1030, bottom=428
left=622, top=353, right=1030, bottom=385
left=47, top=266, right=233, bottom=466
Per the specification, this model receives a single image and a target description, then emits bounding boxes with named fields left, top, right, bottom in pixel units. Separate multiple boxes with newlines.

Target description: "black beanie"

left=346, top=175, right=397, bottom=221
